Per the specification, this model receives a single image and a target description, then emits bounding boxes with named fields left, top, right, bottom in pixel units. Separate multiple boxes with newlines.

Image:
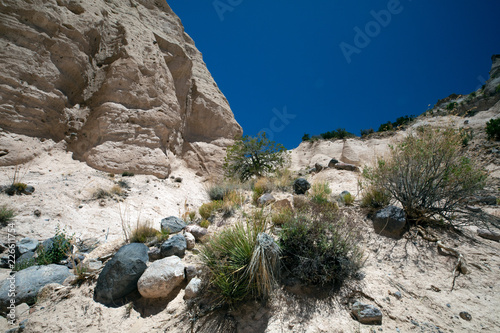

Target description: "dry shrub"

left=360, top=186, right=390, bottom=209
left=364, top=127, right=486, bottom=223
left=309, top=181, right=332, bottom=205
left=199, top=201, right=223, bottom=220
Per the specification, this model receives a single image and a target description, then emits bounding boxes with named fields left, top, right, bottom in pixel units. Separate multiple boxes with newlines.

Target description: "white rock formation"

left=0, top=0, right=242, bottom=177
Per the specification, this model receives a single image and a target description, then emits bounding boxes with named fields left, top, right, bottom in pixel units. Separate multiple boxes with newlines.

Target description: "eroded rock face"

left=0, top=0, right=242, bottom=177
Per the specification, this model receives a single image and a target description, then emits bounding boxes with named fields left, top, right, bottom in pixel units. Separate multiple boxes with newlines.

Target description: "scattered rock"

left=459, top=311, right=472, bottom=321
left=184, top=232, right=196, bottom=250
left=160, top=216, right=186, bottom=234
left=160, top=234, right=187, bottom=258
left=84, top=259, right=103, bottom=273
left=351, top=301, right=382, bottom=325
left=477, top=229, right=500, bottom=241
left=258, top=193, right=275, bottom=206
left=293, top=178, right=311, bottom=195
left=185, top=265, right=201, bottom=282
left=94, top=243, right=149, bottom=305
left=314, top=163, right=325, bottom=172
left=33, top=209, right=41, bottom=217
left=185, top=225, right=208, bottom=241
left=184, top=277, right=202, bottom=299
left=372, top=206, right=407, bottom=239
left=333, top=162, right=360, bottom=172
left=137, top=256, right=185, bottom=298
left=328, top=158, right=339, bottom=168
left=15, top=238, right=39, bottom=257
left=0, top=264, right=73, bottom=312
left=392, top=291, right=402, bottom=300
left=148, top=247, right=162, bottom=261
left=174, top=177, right=183, bottom=183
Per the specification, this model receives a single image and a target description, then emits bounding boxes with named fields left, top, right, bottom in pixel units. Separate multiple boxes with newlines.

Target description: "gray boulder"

left=184, top=277, right=202, bottom=300
left=372, top=206, right=407, bottom=238
left=94, top=243, right=149, bottom=305
left=333, top=162, right=360, bottom=172
left=293, top=178, right=311, bottom=195
left=258, top=193, right=275, bottom=206
left=160, top=234, right=187, bottom=258
left=185, top=225, right=208, bottom=242
left=16, top=251, right=36, bottom=268
left=477, top=229, right=500, bottom=241
left=137, top=256, right=185, bottom=298
left=15, top=238, right=39, bottom=257
left=0, top=264, right=72, bottom=313
left=160, top=216, right=186, bottom=234
left=351, top=301, right=382, bottom=325
left=184, top=232, right=196, bottom=250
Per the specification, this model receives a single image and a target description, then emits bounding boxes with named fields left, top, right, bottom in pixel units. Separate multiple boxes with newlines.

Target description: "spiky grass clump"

left=360, top=186, right=390, bottom=209
left=200, top=218, right=280, bottom=305
left=0, top=204, right=16, bottom=226
left=129, top=219, right=162, bottom=243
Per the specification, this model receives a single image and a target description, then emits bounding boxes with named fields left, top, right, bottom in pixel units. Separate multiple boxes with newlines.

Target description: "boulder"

left=351, top=301, right=382, bottom=325
left=477, top=229, right=500, bottom=242
left=372, top=206, right=407, bottom=238
left=160, top=234, right=187, bottom=258
left=0, top=264, right=72, bottom=313
left=185, top=265, right=201, bottom=282
left=258, top=193, right=275, bottom=206
left=16, top=251, right=36, bottom=268
left=293, top=178, right=311, bottom=195
left=137, top=256, right=185, bottom=299
left=15, top=238, right=39, bottom=257
left=328, top=158, right=339, bottom=168
left=333, top=162, right=360, bottom=172
left=185, top=225, right=208, bottom=241
left=314, top=163, right=325, bottom=172
left=148, top=247, right=162, bottom=261
left=184, top=277, right=202, bottom=300
left=94, top=243, right=149, bottom=305
left=184, top=232, right=196, bottom=250
left=160, top=216, right=186, bottom=234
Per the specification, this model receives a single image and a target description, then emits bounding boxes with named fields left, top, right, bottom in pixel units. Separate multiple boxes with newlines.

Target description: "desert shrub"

left=360, top=186, right=391, bottom=209
left=496, top=84, right=500, bottom=94
left=486, top=118, right=500, bottom=141
left=302, top=133, right=310, bottom=141
left=129, top=220, right=161, bottom=243
left=117, top=180, right=130, bottom=189
left=121, top=171, right=134, bottom=177
left=199, top=219, right=210, bottom=228
left=252, top=177, right=273, bottom=204
left=320, top=128, right=355, bottom=140
left=271, top=208, right=294, bottom=226
left=205, top=181, right=242, bottom=201
left=0, top=205, right=15, bottom=226
left=364, top=127, right=486, bottom=223
left=37, top=227, right=73, bottom=265
left=200, top=218, right=279, bottom=305
left=278, top=212, right=362, bottom=286
left=459, top=127, right=474, bottom=146
left=224, top=132, right=288, bottom=182
left=199, top=201, right=223, bottom=220
left=446, top=102, right=457, bottom=110
left=309, top=181, right=332, bottom=205
left=270, top=168, right=293, bottom=191
left=378, top=121, right=393, bottom=132
left=360, top=128, right=374, bottom=137
left=110, top=185, right=124, bottom=196
left=93, top=188, right=111, bottom=199
left=340, top=192, right=355, bottom=206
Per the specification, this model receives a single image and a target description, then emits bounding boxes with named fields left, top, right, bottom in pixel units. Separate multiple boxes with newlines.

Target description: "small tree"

left=365, top=127, right=486, bottom=223
left=224, top=132, right=288, bottom=182
left=485, top=118, right=500, bottom=141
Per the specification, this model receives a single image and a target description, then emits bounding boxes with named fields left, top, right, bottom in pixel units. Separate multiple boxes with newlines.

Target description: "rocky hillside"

left=0, top=0, right=242, bottom=178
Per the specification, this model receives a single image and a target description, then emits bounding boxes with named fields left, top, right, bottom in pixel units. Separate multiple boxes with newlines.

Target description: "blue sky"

left=168, top=0, right=500, bottom=149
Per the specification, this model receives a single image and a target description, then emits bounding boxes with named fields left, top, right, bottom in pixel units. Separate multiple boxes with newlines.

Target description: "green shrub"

left=199, top=201, right=223, bottom=220
left=364, top=127, right=486, bottom=223
left=360, top=128, right=374, bottom=137
left=200, top=218, right=279, bottom=305
left=129, top=220, right=162, bottom=243
left=199, top=219, right=210, bottom=228
left=224, top=132, right=288, bottom=182
left=309, top=181, right=332, bottom=205
left=121, top=171, right=135, bottom=177
left=0, top=205, right=15, bottom=226
left=205, top=181, right=240, bottom=201
left=320, top=128, right=355, bottom=140
left=378, top=121, right=393, bottom=132
left=37, top=227, right=73, bottom=265
left=459, top=127, right=474, bottom=146
left=278, top=212, right=362, bottom=286
left=496, top=84, right=500, bottom=94
left=360, top=186, right=390, bottom=209
left=486, top=118, right=500, bottom=141
left=340, top=192, right=355, bottom=206
left=446, top=102, right=458, bottom=110
left=302, top=133, right=310, bottom=141
left=271, top=208, right=294, bottom=226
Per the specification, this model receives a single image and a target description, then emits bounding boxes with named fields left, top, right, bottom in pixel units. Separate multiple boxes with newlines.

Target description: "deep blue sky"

left=168, top=0, right=500, bottom=149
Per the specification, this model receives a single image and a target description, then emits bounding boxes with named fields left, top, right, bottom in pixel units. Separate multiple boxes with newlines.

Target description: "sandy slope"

left=0, top=108, right=499, bottom=332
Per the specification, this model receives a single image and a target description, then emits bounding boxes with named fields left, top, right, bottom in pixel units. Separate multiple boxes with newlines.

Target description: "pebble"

left=393, top=291, right=402, bottom=299
left=446, top=303, right=451, bottom=308
left=459, top=311, right=472, bottom=321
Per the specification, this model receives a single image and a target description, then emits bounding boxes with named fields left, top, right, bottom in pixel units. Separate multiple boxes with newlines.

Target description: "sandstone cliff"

left=0, top=0, right=242, bottom=177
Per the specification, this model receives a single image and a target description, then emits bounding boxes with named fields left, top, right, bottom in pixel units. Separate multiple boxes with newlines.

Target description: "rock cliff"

left=0, top=0, right=242, bottom=177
